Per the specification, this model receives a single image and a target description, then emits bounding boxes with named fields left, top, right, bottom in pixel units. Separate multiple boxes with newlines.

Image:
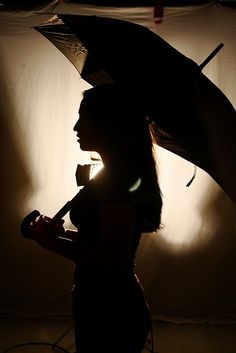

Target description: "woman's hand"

left=29, top=216, right=65, bottom=250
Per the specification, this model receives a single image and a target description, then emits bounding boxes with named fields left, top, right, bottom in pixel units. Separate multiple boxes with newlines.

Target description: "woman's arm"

left=30, top=203, right=137, bottom=269
left=29, top=216, right=98, bottom=262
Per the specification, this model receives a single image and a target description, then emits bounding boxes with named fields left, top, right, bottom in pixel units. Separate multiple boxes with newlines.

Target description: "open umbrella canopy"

left=34, top=14, right=236, bottom=204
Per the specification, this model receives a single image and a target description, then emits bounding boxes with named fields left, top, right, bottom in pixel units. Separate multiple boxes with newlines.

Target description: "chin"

left=79, top=145, right=88, bottom=151
left=79, top=142, right=86, bottom=150
left=80, top=144, right=92, bottom=152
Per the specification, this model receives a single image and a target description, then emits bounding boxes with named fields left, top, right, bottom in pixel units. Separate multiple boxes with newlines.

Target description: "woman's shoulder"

left=74, top=168, right=128, bottom=207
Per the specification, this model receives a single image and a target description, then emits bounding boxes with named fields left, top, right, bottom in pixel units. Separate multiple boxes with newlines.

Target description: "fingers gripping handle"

left=20, top=201, right=72, bottom=239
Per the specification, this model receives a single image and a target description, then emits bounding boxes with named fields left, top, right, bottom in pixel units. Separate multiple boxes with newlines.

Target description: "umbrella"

left=34, top=14, right=236, bottom=205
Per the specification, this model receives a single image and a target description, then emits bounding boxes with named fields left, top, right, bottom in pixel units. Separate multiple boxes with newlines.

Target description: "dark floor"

left=0, top=317, right=236, bottom=353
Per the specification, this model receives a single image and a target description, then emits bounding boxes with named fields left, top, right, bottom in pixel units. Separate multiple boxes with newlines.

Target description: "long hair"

left=82, top=83, right=162, bottom=232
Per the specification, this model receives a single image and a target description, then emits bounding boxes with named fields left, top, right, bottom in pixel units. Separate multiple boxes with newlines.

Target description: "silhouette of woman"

left=29, top=83, right=162, bottom=353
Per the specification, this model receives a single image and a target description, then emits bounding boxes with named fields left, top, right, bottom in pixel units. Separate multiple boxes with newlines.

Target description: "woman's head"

left=74, top=83, right=148, bottom=156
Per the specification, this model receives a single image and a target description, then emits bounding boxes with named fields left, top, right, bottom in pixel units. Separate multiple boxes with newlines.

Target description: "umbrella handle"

left=20, top=195, right=80, bottom=239
left=20, top=210, right=41, bottom=239
left=199, top=43, right=224, bottom=71
left=20, top=200, right=74, bottom=239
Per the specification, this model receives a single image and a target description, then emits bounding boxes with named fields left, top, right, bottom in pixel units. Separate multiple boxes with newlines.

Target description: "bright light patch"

left=89, top=162, right=103, bottom=180
left=153, top=144, right=218, bottom=248
left=129, top=178, right=141, bottom=192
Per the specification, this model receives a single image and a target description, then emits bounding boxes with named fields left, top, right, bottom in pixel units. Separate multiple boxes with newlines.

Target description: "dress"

left=69, top=163, right=151, bottom=353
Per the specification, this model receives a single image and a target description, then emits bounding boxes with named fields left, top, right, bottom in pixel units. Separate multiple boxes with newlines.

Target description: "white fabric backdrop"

left=0, top=2, right=236, bottom=322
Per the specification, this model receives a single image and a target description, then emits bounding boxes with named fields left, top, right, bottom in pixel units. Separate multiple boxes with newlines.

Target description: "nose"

left=73, top=119, right=79, bottom=132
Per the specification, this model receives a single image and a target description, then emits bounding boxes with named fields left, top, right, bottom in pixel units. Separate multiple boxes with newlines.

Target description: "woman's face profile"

left=73, top=99, right=102, bottom=153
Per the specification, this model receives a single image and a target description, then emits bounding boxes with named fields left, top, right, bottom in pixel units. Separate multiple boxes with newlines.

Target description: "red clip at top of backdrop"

left=154, top=0, right=164, bottom=24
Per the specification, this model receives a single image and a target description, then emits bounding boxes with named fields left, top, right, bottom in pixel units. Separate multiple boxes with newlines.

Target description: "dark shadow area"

left=0, top=52, right=38, bottom=313
left=0, top=48, right=74, bottom=315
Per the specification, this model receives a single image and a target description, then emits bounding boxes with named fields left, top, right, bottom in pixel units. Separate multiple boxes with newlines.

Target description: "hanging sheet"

left=0, top=2, right=236, bottom=322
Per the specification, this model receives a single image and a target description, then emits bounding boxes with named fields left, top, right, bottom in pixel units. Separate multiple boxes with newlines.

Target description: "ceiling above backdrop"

left=1, top=0, right=236, bottom=9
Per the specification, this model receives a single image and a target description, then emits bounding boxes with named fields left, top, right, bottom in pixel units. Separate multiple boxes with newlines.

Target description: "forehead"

left=78, top=100, right=93, bottom=121
left=78, top=98, right=89, bottom=114
left=78, top=96, right=111, bottom=123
